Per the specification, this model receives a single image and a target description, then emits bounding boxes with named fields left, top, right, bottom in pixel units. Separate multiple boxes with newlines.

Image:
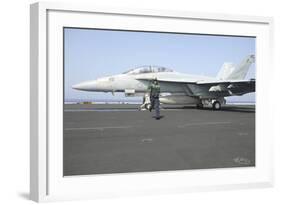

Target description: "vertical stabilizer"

left=216, top=63, right=235, bottom=80
left=227, top=55, right=255, bottom=80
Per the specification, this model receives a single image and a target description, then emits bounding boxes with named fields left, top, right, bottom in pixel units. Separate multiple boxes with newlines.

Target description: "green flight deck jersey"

left=148, top=82, right=160, bottom=98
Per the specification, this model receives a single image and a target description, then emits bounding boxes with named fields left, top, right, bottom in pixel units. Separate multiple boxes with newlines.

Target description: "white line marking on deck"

left=64, top=109, right=137, bottom=112
left=178, top=121, right=232, bottom=128
left=64, top=108, right=189, bottom=112
left=64, top=126, right=133, bottom=131
left=141, top=138, right=153, bottom=143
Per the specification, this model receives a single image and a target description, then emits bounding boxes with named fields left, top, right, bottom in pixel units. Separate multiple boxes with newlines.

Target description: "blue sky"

left=64, top=28, right=255, bottom=102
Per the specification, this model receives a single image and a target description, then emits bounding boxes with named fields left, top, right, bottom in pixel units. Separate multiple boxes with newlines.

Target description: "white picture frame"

left=30, top=2, right=274, bottom=202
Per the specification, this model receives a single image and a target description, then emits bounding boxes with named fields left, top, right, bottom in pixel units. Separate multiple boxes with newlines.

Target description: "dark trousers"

left=151, top=97, right=160, bottom=118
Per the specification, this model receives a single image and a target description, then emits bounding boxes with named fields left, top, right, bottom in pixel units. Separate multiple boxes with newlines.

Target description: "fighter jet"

left=72, top=55, right=255, bottom=110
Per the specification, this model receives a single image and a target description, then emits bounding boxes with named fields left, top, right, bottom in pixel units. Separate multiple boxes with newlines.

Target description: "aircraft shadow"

left=203, top=106, right=255, bottom=113
left=162, top=106, right=255, bottom=113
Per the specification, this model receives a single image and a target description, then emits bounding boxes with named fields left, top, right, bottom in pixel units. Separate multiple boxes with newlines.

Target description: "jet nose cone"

left=72, top=83, right=83, bottom=90
left=72, top=80, right=100, bottom=91
left=72, top=82, right=92, bottom=91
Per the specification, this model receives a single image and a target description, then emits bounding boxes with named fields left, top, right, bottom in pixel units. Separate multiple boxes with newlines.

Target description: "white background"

left=0, top=0, right=280, bottom=204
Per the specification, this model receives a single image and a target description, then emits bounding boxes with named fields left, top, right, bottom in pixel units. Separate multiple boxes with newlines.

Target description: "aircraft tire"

left=212, top=101, right=221, bottom=110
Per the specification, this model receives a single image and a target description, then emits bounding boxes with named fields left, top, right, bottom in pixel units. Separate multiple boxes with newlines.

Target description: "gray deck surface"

left=63, top=104, right=255, bottom=176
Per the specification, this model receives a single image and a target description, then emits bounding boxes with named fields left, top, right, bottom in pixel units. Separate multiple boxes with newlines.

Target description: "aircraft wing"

left=196, top=79, right=255, bottom=85
left=136, top=75, right=255, bottom=95
left=136, top=76, right=255, bottom=86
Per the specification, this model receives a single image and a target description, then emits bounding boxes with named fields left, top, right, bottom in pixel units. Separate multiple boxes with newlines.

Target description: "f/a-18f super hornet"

left=73, top=55, right=255, bottom=110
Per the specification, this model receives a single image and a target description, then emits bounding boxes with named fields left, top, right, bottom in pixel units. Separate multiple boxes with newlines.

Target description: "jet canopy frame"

left=123, top=65, right=174, bottom=75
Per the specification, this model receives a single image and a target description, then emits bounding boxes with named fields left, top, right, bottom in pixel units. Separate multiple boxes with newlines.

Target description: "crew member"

left=148, top=78, right=161, bottom=119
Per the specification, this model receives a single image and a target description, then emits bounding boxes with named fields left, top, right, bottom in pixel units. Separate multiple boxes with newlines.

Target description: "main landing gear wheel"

left=212, top=101, right=221, bottom=110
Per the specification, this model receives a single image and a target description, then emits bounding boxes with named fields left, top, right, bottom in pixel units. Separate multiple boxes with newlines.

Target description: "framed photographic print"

left=30, top=2, right=274, bottom=202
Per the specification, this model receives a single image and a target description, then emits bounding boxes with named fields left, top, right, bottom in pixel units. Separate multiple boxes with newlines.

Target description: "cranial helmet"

left=153, top=78, right=158, bottom=84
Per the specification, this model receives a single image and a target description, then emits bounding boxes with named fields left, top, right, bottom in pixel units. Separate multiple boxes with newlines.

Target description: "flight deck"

left=63, top=104, right=255, bottom=176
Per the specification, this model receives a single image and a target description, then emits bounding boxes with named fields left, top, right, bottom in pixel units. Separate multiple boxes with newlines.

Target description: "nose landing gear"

left=140, top=93, right=151, bottom=111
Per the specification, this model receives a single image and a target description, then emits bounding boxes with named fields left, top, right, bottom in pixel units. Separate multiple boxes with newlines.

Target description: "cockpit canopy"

left=123, top=65, right=173, bottom=75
